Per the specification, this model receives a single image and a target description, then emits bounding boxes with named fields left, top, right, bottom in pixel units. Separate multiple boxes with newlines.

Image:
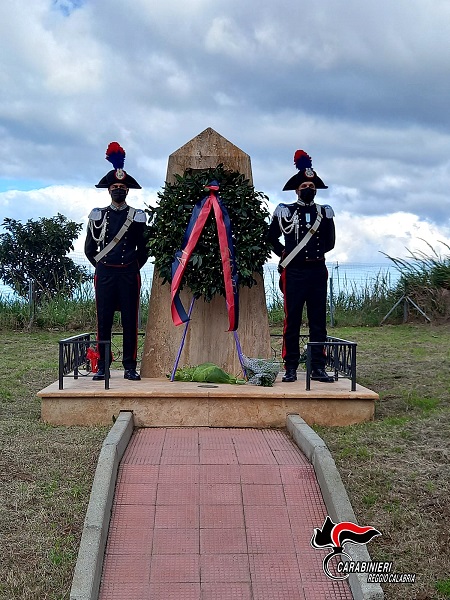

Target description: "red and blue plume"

left=105, top=142, right=126, bottom=170
left=294, top=149, right=312, bottom=171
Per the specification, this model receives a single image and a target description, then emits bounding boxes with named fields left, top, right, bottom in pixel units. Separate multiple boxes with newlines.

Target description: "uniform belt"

left=304, top=258, right=324, bottom=262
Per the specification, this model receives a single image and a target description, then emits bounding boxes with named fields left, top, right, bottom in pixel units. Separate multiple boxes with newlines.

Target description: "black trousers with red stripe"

left=279, top=262, right=328, bottom=371
left=94, top=264, right=141, bottom=370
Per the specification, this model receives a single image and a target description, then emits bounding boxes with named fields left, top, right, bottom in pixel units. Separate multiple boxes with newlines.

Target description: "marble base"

left=38, top=371, right=378, bottom=428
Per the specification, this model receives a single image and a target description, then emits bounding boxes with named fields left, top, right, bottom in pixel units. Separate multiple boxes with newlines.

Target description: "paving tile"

left=278, top=465, right=316, bottom=484
left=154, top=504, right=199, bottom=528
left=292, top=528, right=318, bottom=552
left=114, top=483, right=157, bottom=505
left=101, top=554, right=151, bottom=583
left=283, top=482, right=323, bottom=504
left=233, top=434, right=277, bottom=464
left=246, top=528, right=296, bottom=554
left=200, top=504, right=245, bottom=528
left=200, top=528, right=247, bottom=554
left=160, top=450, right=199, bottom=464
left=150, top=554, right=200, bottom=583
left=244, top=505, right=290, bottom=529
left=109, top=504, right=155, bottom=528
left=98, top=581, right=150, bottom=600
left=249, top=553, right=300, bottom=582
left=239, top=464, right=282, bottom=484
left=158, top=465, right=200, bottom=484
left=287, top=502, right=328, bottom=527
left=235, top=451, right=278, bottom=465
left=200, top=554, right=250, bottom=582
left=152, top=528, right=199, bottom=554
left=302, top=580, right=353, bottom=599
left=105, top=526, right=153, bottom=555
left=122, top=450, right=164, bottom=465
left=261, top=429, right=303, bottom=451
left=156, top=483, right=199, bottom=505
left=122, top=440, right=164, bottom=460
left=163, top=438, right=199, bottom=450
left=273, top=449, right=310, bottom=465
left=201, top=582, right=252, bottom=599
left=198, top=429, right=235, bottom=449
left=252, top=581, right=306, bottom=600
left=241, top=484, right=286, bottom=506
left=122, top=430, right=165, bottom=458
left=117, top=464, right=159, bottom=484
left=200, top=483, right=242, bottom=505
left=200, top=448, right=239, bottom=464
left=148, top=582, right=201, bottom=599
left=200, top=464, right=241, bottom=484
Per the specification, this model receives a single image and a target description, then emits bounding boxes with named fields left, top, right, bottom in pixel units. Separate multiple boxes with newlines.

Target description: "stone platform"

left=38, top=371, right=378, bottom=427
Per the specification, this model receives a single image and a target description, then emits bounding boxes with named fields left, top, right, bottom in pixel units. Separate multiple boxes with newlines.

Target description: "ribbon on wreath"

left=170, top=180, right=239, bottom=331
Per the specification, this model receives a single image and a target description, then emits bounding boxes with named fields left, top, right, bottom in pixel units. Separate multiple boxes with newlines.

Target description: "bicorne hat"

left=95, top=142, right=142, bottom=189
left=283, top=149, right=327, bottom=191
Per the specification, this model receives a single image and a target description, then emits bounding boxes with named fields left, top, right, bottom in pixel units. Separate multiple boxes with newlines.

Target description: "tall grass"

left=383, top=242, right=450, bottom=320
left=0, top=282, right=150, bottom=331
left=330, top=271, right=401, bottom=326
left=2, top=258, right=448, bottom=331
left=266, top=269, right=402, bottom=327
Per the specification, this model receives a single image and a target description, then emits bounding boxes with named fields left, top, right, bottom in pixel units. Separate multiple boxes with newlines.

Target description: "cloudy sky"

left=1, top=0, right=450, bottom=266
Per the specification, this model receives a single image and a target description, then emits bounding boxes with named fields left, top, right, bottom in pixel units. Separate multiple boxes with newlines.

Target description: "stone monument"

left=140, top=128, right=272, bottom=378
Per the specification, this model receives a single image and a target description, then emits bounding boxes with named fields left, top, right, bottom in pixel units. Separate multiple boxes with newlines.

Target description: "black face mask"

left=299, top=187, right=316, bottom=204
left=110, top=188, right=128, bottom=203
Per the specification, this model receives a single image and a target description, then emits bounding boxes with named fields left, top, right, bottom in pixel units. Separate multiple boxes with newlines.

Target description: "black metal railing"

left=58, top=332, right=145, bottom=390
left=270, top=334, right=357, bottom=391
left=306, top=337, right=357, bottom=391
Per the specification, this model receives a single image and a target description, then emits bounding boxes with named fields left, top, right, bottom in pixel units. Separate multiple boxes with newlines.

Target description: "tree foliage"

left=0, top=213, right=89, bottom=302
left=146, top=165, right=271, bottom=301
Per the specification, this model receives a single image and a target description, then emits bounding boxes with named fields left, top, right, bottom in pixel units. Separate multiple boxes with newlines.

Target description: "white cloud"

left=329, top=211, right=450, bottom=263
left=0, top=0, right=450, bottom=269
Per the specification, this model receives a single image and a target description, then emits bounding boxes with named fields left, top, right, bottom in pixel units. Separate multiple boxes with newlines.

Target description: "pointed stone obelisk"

left=140, top=128, right=271, bottom=378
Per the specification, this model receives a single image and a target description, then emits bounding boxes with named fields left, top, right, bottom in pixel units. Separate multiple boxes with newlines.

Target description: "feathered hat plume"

left=294, top=150, right=313, bottom=171
left=283, top=148, right=328, bottom=190
left=95, top=141, right=141, bottom=189
left=106, top=142, right=126, bottom=170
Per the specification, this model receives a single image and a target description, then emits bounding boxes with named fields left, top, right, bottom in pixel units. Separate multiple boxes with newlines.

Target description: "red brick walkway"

left=98, top=428, right=353, bottom=600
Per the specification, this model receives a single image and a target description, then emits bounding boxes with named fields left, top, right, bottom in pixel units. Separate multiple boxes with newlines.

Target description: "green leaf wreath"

left=146, top=165, right=271, bottom=302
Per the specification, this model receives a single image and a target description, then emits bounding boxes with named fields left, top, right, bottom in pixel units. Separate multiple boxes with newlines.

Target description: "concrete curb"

left=286, top=413, right=384, bottom=600
left=70, top=411, right=134, bottom=600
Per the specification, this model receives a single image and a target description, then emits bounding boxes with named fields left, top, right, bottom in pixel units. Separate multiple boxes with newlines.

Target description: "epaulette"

left=88, top=208, right=103, bottom=221
left=273, top=203, right=292, bottom=220
left=133, top=209, right=147, bottom=223
left=319, top=204, right=334, bottom=218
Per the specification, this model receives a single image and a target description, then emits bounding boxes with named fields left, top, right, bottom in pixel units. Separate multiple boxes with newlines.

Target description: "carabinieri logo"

left=311, top=516, right=381, bottom=580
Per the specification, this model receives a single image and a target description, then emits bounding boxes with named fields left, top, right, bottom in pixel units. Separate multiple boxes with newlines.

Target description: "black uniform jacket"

left=84, top=205, right=149, bottom=270
left=267, top=202, right=335, bottom=265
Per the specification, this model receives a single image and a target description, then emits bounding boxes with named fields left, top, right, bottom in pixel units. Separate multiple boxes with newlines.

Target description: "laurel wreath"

left=146, top=165, right=271, bottom=302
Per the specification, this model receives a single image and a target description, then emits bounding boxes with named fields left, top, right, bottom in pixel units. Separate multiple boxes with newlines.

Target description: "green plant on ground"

left=435, top=579, right=450, bottom=598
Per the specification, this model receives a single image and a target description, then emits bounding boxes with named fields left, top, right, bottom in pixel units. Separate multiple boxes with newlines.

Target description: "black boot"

left=311, top=368, right=334, bottom=383
left=124, top=368, right=141, bottom=381
left=92, top=368, right=110, bottom=381
left=282, top=368, right=297, bottom=383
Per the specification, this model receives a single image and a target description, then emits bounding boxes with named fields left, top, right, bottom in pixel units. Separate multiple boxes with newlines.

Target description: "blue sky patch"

left=52, top=0, right=85, bottom=17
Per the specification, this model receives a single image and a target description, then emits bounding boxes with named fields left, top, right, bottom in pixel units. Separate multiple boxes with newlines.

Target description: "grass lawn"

left=0, top=324, right=449, bottom=600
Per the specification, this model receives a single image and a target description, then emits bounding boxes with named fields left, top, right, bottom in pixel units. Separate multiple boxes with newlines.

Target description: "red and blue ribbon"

left=171, top=181, right=239, bottom=331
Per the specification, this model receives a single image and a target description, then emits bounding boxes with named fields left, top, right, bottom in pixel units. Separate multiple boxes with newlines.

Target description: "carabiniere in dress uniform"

left=85, top=142, right=149, bottom=381
left=267, top=149, right=336, bottom=383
